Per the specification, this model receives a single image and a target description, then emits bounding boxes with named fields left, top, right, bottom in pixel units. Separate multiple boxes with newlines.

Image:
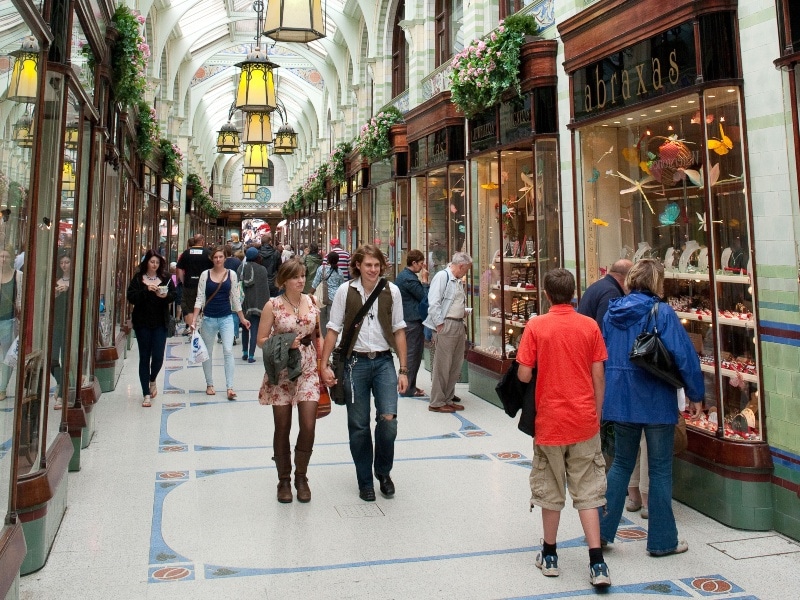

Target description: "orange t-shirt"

left=515, top=304, right=607, bottom=446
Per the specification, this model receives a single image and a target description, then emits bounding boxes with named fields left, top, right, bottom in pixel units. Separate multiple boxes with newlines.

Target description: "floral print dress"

left=258, top=294, right=320, bottom=406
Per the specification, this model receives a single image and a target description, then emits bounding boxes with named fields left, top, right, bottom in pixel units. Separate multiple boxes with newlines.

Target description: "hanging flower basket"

left=111, top=6, right=150, bottom=109
left=329, top=141, right=352, bottom=185
left=136, top=101, right=159, bottom=159
left=449, top=14, right=538, bottom=119
left=356, top=107, right=404, bottom=162
left=159, top=138, right=183, bottom=180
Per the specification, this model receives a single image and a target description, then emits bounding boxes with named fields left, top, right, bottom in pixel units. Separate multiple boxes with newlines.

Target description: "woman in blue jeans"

left=127, top=250, right=176, bottom=407
left=600, top=259, right=704, bottom=555
left=190, top=246, right=250, bottom=400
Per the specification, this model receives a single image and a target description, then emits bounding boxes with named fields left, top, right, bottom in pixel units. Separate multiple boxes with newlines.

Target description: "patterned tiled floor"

left=19, top=336, right=800, bottom=599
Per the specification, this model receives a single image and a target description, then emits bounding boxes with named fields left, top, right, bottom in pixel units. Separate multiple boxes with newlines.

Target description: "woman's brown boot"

left=294, top=449, right=313, bottom=503
left=273, top=454, right=293, bottom=503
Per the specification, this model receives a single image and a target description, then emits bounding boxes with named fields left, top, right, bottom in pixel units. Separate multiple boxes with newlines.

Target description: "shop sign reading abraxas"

left=572, top=22, right=697, bottom=122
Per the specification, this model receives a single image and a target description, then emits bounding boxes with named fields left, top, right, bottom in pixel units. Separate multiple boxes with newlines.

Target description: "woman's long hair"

left=137, top=250, right=166, bottom=278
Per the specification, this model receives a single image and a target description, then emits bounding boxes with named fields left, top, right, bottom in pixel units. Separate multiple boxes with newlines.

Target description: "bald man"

left=577, top=259, right=633, bottom=330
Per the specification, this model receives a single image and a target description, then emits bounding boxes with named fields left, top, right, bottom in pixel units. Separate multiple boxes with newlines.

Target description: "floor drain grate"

left=336, top=504, right=386, bottom=518
left=710, top=535, right=800, bottom=559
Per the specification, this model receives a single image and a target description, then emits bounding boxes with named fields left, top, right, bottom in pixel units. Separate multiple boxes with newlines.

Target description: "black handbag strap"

left=642, top=301, right=660, bottom=334
left=336, top=278, right=387, bottom=357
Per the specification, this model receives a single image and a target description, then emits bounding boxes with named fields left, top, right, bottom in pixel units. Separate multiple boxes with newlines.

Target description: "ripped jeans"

left=344, top=353, right=398, bottom=489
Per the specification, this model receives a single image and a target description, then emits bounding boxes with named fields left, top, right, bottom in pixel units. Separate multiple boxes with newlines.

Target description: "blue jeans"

left=199, top=315, right=235, bottom=389
left=401, top=320, right=424, bottom=396
left=344, top=354, right=398, bottom=489
left=134, top=326, right=168, bottom=397
left=230, top=313, right=240, bottom=339
left=600, top=422, right=678, bottom=554
left=240, top=314, right=260, bottom=359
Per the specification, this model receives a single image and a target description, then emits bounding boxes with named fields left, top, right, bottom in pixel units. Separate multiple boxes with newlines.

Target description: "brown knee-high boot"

left=294, top=448, right=313, bottom=503
left=273, top=454, right=293, bottom=503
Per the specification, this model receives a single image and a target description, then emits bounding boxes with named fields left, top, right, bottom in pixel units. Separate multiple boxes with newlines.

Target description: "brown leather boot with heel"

left=294, top=448, right=313, bottom=503
left=273, top=454, right=293, bottom=503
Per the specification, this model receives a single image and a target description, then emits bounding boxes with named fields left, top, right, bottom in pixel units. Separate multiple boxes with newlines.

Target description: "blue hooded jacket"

left=602, top=290, right=704, bottom=424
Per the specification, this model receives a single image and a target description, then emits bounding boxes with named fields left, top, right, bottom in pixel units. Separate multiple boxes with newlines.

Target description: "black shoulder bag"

left=329, top=278, right=387, bottom=404
left=629, top=302, right=684, bottom=389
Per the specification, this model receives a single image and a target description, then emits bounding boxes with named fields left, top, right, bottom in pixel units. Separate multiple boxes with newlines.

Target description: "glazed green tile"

left=768, top=397, right=786, bottom=422
left=767, top=418, right=786, bottom=446
left=778, top=345, right=800, bottom=372
left=741, top=482, right=770, bottom=508
left=775, top=369, right=793, bottom=396
left=785, top=391, right=800, bottom=424
left=763, top=343, right=779, bottom=365
left=762, top=369, right=777, bottom=393
left=753, top=506, right=774, bottom=530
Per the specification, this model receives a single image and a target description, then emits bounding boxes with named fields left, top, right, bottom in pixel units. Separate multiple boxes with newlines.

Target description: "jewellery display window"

left=472, top=140, right=561, bottom=361
left=576, top=87, right=762, bottom=441
left=415, top=164, right=466, bottom=279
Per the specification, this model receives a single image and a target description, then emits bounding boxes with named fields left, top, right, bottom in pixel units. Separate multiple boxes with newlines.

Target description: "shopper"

left=257, top=258, right=320, bottom=503
left=303, top=243, right=323, bottom=294
left=0, top=248, right=21, bottom=401
left=423, top=252, right=472, bottom=412
left=51, top=254, right=71, bottom=409
left=395, top=249, right=428, bottom=397
left=310, top=251, right=344, bottom=334
left=328, top=238, right=350, bottom=280
left=320, top=244, right=408, bottom=501
left=126, top=250, right=176, bottom=407
left=190, top=246, right=251, bottom=400
left=223, top=245, right=241, bottom=346
left=577, top=259, right=632, bottom=328
left=600, top=258, right=704, bottom=556
left=238, top=247, right=270, bottom=363
left=516, top=268, right=610, bottom=588
left=176, top=234, right=212, bottom=331
left=258, top=232, right=280, bottom=296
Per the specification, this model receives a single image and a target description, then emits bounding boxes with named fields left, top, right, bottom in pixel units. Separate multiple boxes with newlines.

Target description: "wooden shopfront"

left=559, top=0, right=772, bottom=531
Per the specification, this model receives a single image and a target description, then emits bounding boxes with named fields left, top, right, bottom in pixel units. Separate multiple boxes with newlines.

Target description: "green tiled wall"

left=672, top=459, right=772, bottom=531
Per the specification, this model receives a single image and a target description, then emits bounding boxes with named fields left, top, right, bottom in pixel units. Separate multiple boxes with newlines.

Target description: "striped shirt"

left=331, top=246, right=350, bottom=280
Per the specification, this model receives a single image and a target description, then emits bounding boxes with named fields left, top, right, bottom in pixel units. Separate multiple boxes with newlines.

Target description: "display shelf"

left=676, top=311, right=755, bottom=328
left=700, top=363, right=758, bottom=383
left=665, top=271, right=750, bottom=284
left=488, top=316, right=528, bottom=328
left=490, top=284, right=538, bottom=293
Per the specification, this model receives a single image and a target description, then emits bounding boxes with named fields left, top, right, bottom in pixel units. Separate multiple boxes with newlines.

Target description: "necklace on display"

left=284, top=294, right=302, bottom=324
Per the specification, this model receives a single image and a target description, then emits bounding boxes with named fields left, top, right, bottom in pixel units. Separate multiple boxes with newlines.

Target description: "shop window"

left=575, top=88, right=761, bottom=442
left=472, top=142, right=559, bottom=361
left=777, top=0, right=800, bottom=55
left=259, top=160, right=274, bottom=187
left=501, top=0, right=535, bottom=19
left=391, top=0, right=408, bottom=98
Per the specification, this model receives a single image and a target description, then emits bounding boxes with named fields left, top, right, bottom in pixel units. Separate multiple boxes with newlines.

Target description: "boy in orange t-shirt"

left=516, top=269, right=610, bottom=588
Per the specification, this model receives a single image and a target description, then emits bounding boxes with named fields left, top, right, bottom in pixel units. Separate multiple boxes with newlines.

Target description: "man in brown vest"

left=320, top=245, right=408, bottom=501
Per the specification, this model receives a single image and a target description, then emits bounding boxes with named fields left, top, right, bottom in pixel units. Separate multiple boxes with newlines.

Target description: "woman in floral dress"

left=257, top=258, right=320, bottom=503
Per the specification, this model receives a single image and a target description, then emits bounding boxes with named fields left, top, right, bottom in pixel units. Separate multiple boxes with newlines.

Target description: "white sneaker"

left=589, top=562, right=611, bottom=587
left=535, top=552, right=559, bottom=577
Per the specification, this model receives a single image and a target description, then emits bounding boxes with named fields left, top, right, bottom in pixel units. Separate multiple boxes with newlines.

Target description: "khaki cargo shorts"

left=529, top=433, right=606, bottom=511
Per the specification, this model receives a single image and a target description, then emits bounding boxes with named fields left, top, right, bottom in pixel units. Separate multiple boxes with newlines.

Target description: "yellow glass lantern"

left=216, top=122, right=241, bottom=154
left=8, top=36, right=40, bottom=103
left=244, top=143, right=269, bottom=170
left=62, top=158, right=76, bottom=192
left=273, top=123, right=298, bottom=155
left=13, top=114, right=34, bottom=148
left=65, top=121, right=79, bottom=149
left=235, top=47, right=277, bottom=112
left=264, top=0, right=326, bottom=43
left=242, top=111, right=273, bottom=144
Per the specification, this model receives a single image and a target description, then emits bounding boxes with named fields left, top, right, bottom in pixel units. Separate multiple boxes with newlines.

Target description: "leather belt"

left=351, top=350, right=391, bottom=359
left=445, top=316, right=465, bottom=321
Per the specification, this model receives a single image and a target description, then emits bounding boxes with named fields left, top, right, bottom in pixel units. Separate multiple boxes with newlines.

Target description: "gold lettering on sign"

left=610, top=73, right=618, bottom=105
left=595, top=65, right=607, bottom=109
left=652, top=58, right=663, bottom=90
left=585, top=84, right=592, bottom=113
left=668, top=50, right=679, bottom=84
left=635, top=63, right=646, bottom=96
left=621, top=70, right=631, bottom=100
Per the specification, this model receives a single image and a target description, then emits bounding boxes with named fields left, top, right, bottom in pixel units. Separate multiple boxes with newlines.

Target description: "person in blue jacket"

left=394, top=249, right=428, bottom=397
left=600, top=258, right=704, bottom=557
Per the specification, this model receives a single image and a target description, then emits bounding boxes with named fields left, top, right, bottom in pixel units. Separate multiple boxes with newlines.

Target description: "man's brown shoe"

left=450, top=403, right=465, bottom=411
left=429, top=404, right=457, bottom=413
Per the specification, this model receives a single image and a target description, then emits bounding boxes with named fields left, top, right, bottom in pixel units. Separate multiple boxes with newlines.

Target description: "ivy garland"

left=136, top=100, right=159, bottom=159
left=111, top=6, right=150, bottom=110
left=159, top=139, right=183, bottom=181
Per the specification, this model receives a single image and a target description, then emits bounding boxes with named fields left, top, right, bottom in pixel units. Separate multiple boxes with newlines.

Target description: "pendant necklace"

left=284, top=294, right=301, bottom=324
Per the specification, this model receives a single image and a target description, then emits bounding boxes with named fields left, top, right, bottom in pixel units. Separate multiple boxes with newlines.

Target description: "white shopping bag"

left=3, top=336, right=18, bottom=368
left=188, top=330, right=209, bottom=364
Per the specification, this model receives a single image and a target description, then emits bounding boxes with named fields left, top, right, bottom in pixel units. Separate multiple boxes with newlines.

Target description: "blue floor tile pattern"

left=19, top=339, right=798, bottom=599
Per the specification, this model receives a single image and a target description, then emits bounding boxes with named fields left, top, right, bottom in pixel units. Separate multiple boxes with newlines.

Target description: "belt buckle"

left=367, top=351, right=376, bottom=359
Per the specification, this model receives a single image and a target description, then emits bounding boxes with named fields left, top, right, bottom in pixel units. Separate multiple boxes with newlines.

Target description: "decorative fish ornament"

left=592, top=218, right=609, bottom=227
left=587, top=168, right=600, bottom=183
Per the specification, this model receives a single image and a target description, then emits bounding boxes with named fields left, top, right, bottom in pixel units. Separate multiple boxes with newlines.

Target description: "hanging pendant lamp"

left=244, top=143, right=269, bottom=170
left=8, top=36, right=40, bottom=103
left=242, top=111, right=273, bottom=144
left=216, top=121, right=241, bottom=154
left=273, top=123, right=298, bottom=155
left=264, top=0, right=326, bottom=43
left=235, top=47, right=278, bottom=112
left=13, top=114, right=34, bottom=148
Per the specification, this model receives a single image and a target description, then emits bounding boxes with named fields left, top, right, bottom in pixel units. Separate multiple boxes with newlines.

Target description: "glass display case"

left=472, top=141, right=561, bottom=362
left=416, top=164, right=466, bottom=279
left=576, top=87, right=762, bottom=442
